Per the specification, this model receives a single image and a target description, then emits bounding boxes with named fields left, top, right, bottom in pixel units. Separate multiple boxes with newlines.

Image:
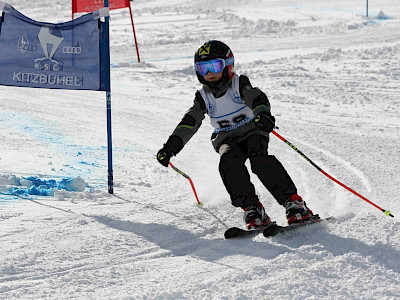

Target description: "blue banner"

left=0, top=4, right=107, bottom=91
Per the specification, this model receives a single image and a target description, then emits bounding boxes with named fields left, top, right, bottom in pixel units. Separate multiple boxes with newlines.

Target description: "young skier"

left=157, top=40, right=318, bottom=230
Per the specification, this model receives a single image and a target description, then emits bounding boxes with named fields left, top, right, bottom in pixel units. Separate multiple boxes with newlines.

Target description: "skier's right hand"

left=157, top=149, right=172, bottom=167
left=156, top=135, right=184, bottom=167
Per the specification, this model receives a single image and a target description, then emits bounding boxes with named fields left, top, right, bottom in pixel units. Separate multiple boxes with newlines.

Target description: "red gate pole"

left=128, top=2, right=140, bottom=62
left=72, top=0, right=76, bottom=19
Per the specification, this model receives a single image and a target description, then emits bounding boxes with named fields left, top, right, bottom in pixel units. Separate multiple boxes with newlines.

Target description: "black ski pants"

left=218, top=134, right=297, bottom=209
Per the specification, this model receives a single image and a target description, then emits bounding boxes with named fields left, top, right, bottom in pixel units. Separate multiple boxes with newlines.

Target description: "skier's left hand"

left=254, top=112, right=275, bottom=133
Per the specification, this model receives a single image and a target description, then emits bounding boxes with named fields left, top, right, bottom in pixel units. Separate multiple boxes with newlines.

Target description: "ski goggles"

left=195, top=57, right=234, bottom=76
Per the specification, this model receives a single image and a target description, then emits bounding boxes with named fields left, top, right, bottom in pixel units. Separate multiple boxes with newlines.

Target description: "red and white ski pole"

left=272, top=130, right=394, bottom=218
left=169, top=162, right=202, bottom=206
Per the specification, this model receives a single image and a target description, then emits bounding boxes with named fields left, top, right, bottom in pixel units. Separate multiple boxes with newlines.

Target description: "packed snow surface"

left=1, top=0, right=400, bottom=299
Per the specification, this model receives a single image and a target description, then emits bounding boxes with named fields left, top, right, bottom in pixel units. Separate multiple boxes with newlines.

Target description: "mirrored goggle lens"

left=195, top=59, right=225, bottom=76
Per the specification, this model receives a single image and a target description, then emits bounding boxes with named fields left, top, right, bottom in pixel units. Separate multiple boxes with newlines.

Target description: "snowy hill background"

left=1, top=0, right=400, bottom=298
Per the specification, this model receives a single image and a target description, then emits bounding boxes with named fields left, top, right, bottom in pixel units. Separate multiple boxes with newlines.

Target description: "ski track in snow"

left=282, top=134, right=372, bottom=215
left=1, top=0, right=400, bottom=299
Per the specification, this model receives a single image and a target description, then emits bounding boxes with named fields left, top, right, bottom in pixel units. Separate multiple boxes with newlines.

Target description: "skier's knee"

left=250, top=155, right=276, bottom=174
left=248, top=135, right=269, bottom=157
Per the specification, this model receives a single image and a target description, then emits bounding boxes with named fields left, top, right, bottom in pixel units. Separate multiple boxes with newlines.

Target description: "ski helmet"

left=194, top=40, right=235, bottom=86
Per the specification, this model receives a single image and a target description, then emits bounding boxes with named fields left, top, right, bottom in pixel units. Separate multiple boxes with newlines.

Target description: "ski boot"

left=244, top=202, right=271, bottom=230
left=284, top=194, right=318, bottom=225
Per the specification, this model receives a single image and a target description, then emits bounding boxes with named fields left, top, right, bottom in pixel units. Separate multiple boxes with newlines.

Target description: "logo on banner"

left=63, top=42, right=82, bottom=55
left=17, top=36, right=37, bottom=53
left=35, top=26, right=64, bottom=72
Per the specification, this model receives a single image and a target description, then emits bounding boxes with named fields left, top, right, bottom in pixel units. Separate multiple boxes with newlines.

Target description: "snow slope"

left=1, top=0, right=400, bottom=298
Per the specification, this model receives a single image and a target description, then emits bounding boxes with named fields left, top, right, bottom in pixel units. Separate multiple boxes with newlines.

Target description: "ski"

left=262, top=217, right=334, bottom=238
left=224, top=217, right=333, bottom=239
left=224, top=223, right=276, bottom=239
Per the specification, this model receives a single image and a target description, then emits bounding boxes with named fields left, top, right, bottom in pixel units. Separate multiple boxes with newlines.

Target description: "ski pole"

left=169, top=162, right=202, bottom=206
left=271, top=130, right=394, bottom=218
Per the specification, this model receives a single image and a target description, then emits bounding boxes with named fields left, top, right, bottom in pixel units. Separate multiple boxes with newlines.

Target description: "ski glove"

left=254, top=112, right=276, bottom=133
left=156, top=135, right=184, bottom=167
left=157, top=149, right=172, bottom=167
